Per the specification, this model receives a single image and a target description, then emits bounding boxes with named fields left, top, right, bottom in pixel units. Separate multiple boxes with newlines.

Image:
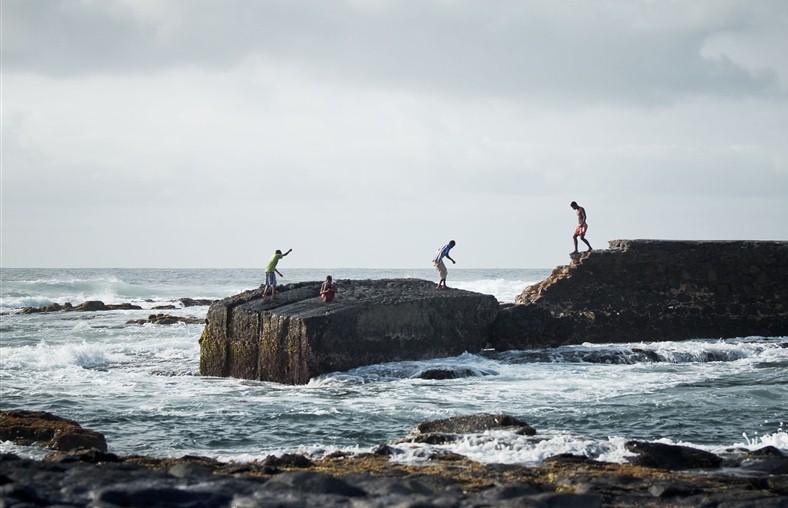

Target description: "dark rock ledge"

left=2, top=410, right=787, bottom=507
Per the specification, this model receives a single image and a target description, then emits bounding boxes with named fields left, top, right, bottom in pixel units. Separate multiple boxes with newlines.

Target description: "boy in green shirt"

left=263, top=248, right=292, bottom=301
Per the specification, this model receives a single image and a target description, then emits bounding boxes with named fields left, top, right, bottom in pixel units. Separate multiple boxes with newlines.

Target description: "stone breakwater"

left=200, top=240, right=788, bottom=384
left=2, top=411, right=787, bottom=507
left=494, top=239, right=788, bottom=349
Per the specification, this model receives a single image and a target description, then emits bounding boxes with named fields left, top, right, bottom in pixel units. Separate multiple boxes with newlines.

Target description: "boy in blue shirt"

left=433, top=240, right=456, bottom=289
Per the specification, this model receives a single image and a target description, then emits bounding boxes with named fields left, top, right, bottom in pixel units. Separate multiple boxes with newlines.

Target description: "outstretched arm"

left=446, top=255, right=456, bottom=264
left=276, top=269, right=283, bottom=277
left=282, top=248, right=293, bottom=257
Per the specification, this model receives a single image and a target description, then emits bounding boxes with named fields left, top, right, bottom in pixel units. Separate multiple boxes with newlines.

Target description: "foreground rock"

left=199, top=279, right=499, bottom=384
left=2, top=446, right=787, bottom=507
left=2, top=410, right=786, bottom=507
left=126, top=314, right=204, bottom=326
left=0, top=410, right=107, bottom=452
left=493, top=240, right=788, bottom=349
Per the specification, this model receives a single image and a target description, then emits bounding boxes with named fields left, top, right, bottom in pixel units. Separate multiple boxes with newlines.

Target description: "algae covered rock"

left=199, top=279, right=499, bottom=384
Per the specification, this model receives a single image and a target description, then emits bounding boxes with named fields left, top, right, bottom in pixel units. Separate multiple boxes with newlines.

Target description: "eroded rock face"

left=0, top=410, right=107, bottom=452
left=199, top=279, right=499, bottom=384
left=493, top=240, right=788, bottom=348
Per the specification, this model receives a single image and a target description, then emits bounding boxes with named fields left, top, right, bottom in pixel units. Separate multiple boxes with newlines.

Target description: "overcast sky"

left=2, top=0, right=787, bottom=268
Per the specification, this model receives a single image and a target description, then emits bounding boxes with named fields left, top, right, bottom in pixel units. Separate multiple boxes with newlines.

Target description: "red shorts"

left=574, top=223, right=588, bottom=236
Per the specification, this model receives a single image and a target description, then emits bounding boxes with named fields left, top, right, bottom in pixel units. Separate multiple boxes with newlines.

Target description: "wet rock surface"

left=199, top=279, right=499, bottom=384
left=493, top=240, right=788, bottom=349
left=0, top=410, right=107, bottom=452
left=126, top=314, right=204, bottom=326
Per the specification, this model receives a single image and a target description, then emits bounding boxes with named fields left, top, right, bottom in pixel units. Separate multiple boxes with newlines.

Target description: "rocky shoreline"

left=2, top=410, right=786, bottom=507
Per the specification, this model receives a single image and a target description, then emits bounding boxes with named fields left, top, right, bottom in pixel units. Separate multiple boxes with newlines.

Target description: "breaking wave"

left=491, top=338, right=788, bottom=365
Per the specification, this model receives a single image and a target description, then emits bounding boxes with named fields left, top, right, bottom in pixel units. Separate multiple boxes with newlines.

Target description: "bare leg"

left=572, top=235, right=579, bottom=254
left=262, top=285, right=270, bottom=300
left=581, top=235, right=592, bottom=251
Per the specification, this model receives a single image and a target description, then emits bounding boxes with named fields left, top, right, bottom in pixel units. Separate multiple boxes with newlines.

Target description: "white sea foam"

left=1, top=340, right=125, bottom=370
left=735, top=430, right=788, bottom=451
left=307, top=352, right=501, bottom=386
left=0, top=441, right=50, bottom=460
left=392, top=431, right=638, bottom=466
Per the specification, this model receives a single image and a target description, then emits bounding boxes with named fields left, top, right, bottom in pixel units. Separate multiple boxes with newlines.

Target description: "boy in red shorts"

left=571, top=201, right=592, bottom=254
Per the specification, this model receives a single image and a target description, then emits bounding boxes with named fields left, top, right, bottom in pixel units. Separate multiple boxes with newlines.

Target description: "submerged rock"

left=179, top=298, right=215, bottom=307
left=413, top=367, right=497, bottom=380
left=415, top=413, right=536, bottom=436
left=0, top=410, right=107, bottom=452
left=199, top=279, right=499, bottom=384
left=19, top=300, right=141, bottom=314
left=401, top=433, right=459, bottom=445
left=126, top=314, right=204, bottom=326
left=625, top=441, right=722, bottom=470
left=19, top=302, right=70, bottom=314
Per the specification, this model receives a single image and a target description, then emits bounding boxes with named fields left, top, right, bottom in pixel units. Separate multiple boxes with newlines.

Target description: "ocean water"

left=1, top=268, right=786, bottom=465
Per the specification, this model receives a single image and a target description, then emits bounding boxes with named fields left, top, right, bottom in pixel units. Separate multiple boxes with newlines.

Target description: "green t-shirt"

left=266, top=253, right=283, bottom=272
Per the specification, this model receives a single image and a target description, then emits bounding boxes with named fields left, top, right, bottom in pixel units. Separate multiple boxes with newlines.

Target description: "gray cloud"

left=4, top=0, right=785, bottom=104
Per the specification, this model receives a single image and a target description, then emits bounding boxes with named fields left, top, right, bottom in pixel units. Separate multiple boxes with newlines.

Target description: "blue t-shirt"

left=434, top=244, right=453, bottom=262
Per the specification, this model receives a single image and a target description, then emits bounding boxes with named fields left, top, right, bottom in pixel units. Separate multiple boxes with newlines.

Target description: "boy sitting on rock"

left=320, top=276, right=337, bottom=303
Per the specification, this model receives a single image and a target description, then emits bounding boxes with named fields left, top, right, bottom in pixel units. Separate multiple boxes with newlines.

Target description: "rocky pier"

left=200, top=240, right=788, bottom=384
